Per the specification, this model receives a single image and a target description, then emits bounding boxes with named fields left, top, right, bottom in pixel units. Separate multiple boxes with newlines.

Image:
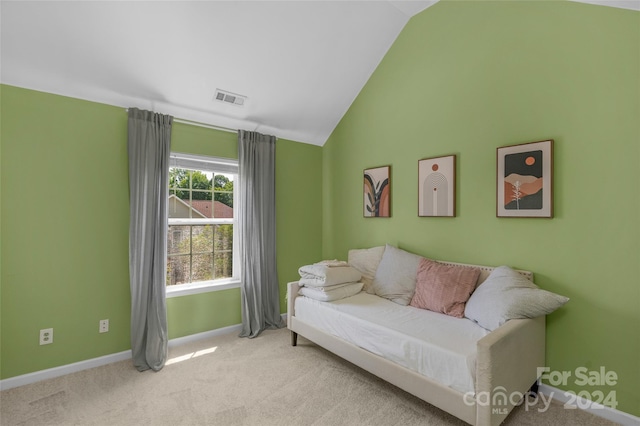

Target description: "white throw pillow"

left=299, top=282, right=363, bottom=302
left=348, top=246, right=386, bottom=294
left=464, top=265, right=569, bottom=331
left=371, top=244, right=422, bottom=305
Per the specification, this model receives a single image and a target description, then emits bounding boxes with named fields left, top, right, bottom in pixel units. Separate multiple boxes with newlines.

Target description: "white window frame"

left=166, top=152, right=240, bottom=298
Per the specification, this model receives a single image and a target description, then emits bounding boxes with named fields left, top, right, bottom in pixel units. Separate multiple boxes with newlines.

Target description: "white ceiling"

left=1, top=0, right=637, bottom=146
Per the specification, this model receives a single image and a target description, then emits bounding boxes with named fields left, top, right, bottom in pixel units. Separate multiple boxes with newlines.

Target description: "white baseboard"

left=0, top=315, right=286, bottom=392
left=539, top=383, right=640, bottom=426
left=0, top=350, right=133, bottom=391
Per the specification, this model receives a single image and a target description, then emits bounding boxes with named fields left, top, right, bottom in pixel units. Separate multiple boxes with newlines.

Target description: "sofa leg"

left=529, top=380, right=539, bottom=396
left=291, top=331, right=298, bottom=346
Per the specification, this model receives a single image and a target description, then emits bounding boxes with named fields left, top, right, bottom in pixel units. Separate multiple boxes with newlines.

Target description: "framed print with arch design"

left=418, top=155, right=456, bottom=217
left=364, top=166, right=390, bottom=217
left=497, top=139, right=553, bottom=218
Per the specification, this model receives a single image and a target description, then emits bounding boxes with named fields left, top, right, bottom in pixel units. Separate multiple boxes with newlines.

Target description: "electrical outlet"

left=40, top=328, right=53, bottom=345
left=99, top=319, right=109, bottom=333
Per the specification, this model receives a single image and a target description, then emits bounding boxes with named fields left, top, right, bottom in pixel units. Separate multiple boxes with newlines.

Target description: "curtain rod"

left=125, top=108, right=237, bottom=134
left=174, top=119, right=278, bottom=140
left=173, top=118, right=237, bottom=134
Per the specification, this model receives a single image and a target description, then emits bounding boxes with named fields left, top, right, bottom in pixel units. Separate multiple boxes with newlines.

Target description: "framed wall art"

left=364, top=165, right=390, bottom=217
left=418, top=155, right=456, bottom=217
left=497, top=139, right=553, bottom=218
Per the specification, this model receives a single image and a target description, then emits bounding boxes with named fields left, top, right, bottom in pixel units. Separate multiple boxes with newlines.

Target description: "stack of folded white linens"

left=297, top=260, right=363, bottom=302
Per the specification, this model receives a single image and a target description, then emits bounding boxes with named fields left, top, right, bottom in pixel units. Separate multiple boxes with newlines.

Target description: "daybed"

left=287, top=246, right=567, bottom=426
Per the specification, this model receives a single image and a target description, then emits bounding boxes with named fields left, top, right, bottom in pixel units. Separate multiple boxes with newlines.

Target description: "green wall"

left=323, top=0, right=639, bottom=417
left=0, top=85, right=322, bottom=378
left=1, top=87, right=131, bottom=377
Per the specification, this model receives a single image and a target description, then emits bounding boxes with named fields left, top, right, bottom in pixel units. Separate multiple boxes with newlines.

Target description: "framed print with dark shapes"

left=497, top=139, right=553, bottom=218
left=364, top=166, right=390, bottom=217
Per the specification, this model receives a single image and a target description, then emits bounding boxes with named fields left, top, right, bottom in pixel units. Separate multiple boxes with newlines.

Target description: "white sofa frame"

left=287, top=262, right=546, bottom=426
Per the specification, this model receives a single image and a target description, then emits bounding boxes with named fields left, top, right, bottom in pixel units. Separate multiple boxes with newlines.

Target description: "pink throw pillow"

left=409, top=258, right=481, bottom=318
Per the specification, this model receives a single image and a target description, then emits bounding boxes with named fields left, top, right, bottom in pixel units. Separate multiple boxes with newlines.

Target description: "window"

left=167, top=153, right=239, bottom=295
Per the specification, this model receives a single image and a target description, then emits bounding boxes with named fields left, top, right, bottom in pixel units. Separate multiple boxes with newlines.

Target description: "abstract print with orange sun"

left=418, top=155, right=455, bottom=217
left=504, top=150, right=543, bottom=210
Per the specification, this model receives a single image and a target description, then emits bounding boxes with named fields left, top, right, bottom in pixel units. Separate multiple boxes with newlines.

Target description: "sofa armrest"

left=475, top=316, right=545, bottom=425
left=287, top=281, right=301, bottom=329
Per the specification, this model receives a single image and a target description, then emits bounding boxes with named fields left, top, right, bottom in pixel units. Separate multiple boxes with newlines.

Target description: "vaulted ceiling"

left=1, top=0, right=637, bottom=146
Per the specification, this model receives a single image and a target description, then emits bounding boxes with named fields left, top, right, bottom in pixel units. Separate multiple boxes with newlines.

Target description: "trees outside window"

left=166, top=158, right=237, bottom=287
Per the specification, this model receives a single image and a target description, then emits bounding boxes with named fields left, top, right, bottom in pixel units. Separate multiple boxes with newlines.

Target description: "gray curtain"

left=238, top=130, right=283, bottom=338
left=127, top=108, right=172, bottom=371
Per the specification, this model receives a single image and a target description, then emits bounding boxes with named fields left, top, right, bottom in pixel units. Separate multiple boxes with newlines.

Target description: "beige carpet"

left=1, top=328, right=618, bottom=426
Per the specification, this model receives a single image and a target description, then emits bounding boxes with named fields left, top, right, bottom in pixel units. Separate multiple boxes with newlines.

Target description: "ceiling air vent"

left=214, top=89, right=246, bottom=107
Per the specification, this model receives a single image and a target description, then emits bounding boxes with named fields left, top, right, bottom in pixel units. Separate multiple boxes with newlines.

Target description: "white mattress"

left=294, top=292, right=490, bottom=394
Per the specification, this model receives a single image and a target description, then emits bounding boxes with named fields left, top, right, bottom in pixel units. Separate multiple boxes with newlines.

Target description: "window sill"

left=166, top=279, right=241, bottom=298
